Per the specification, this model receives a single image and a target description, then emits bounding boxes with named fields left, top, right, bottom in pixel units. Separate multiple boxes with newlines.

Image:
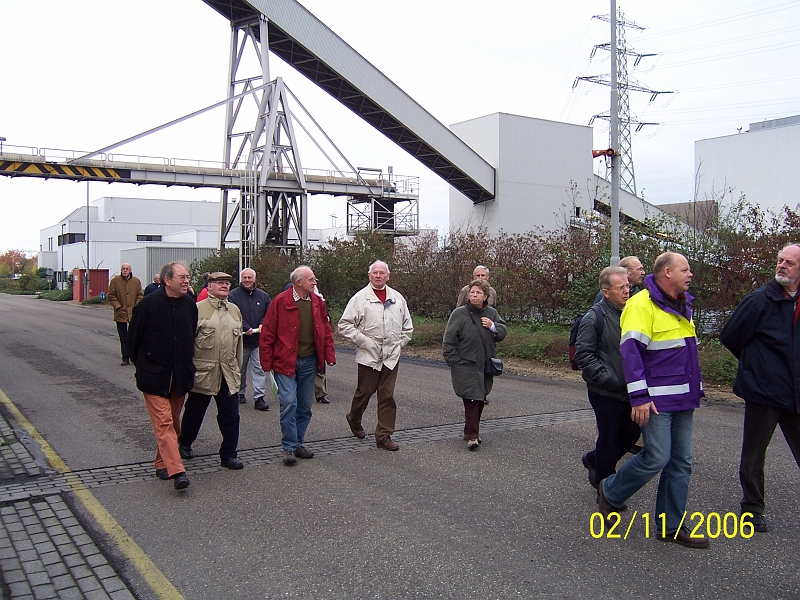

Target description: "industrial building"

left=39, top=196, right=236, bottom=290
left=694, top=115, right=799, bottom=212
left=449, top=113, right=665, bottom=235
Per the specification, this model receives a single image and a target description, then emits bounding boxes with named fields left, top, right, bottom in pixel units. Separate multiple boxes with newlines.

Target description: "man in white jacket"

left=339, top=261, right=413, bottom=450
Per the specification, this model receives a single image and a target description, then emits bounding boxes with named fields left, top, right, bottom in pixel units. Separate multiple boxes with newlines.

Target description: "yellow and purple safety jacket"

left=619, top=275, right=704, bottom=410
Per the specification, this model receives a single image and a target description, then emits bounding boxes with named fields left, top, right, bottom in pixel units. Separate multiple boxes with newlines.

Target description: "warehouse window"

left=137, top=235, right=162, bottom=242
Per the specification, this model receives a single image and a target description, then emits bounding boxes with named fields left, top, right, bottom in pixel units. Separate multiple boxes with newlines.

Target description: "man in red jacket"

left=260, top=266, right=335, bottom=466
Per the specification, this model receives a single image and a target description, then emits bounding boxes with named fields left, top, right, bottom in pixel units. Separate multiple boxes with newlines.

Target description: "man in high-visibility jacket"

left=596, top=252, right=709, bottom=549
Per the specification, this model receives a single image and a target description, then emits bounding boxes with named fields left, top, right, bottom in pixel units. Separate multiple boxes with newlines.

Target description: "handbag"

left=465, top=306, right=503, bottom=376
left=485, top=357, right=504, bottom=376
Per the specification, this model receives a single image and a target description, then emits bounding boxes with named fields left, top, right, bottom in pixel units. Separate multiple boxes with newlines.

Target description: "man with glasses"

left=178, top=272, right=244, bottom=471
left=129, top=262, right=197, bottom=491
left=260, top=266, right=336, bottom=466
left=576, top=267, right=639, bottom=491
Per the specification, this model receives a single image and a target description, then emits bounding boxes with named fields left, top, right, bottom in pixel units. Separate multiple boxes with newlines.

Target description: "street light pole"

left=85, top=182, right=90, bottom=299
left=61, top=223, right=66, bottom=290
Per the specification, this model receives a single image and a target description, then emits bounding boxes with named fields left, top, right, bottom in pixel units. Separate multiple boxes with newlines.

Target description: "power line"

left=657, top=25, right=799, bottom=55
left=657, top=39, right=800, bottom=69
left=678, top=73, right=800, bottom=92
left=637, top=0, right=800, bottom=41
left=649, top=97, right=800, bottom=115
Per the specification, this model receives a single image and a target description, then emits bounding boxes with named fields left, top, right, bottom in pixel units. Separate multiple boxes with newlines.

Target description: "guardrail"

left=1, top=144, right=419, bottom=192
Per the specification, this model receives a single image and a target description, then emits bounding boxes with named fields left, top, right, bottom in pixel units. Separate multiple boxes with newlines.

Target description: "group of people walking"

left=112, top=247, right=800, bottom=545
left=121, top=259, right=419, bottom=488
left=577, top=247, right=800, bottom=548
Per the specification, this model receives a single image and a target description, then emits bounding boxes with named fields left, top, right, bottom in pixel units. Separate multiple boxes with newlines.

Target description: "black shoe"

left=173, top=472, right=190, bottom=490
left=254, top=397, right=270, bottom=411
left=221, top=457, right=244, bottom=470
left=179, top=444, right=194, bottom=459
left=582, top=453, right=598, bottom=490
left=316, top=396, right=330, bottom=404
left=155, top=468, right=169, bottom=480
left=294, top=446, right=315, bottom=459
left=238, top=393, right=246, bottom=404
left=657, top=526, right=709, bottom=549
left=120, top=359, right=130, bottom=366
left=283, top=450, right=297, bottom=466
left=741, top=512, right=768, bottom=533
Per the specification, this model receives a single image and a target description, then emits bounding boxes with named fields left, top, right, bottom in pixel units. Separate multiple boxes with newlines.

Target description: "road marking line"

left=0, top=387, right=184, bottom=600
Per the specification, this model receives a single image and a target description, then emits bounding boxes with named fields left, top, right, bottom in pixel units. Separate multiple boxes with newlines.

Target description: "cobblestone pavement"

left=0, top=408, right=136, bottom=600
left=0, top=402, right=593, bottom=599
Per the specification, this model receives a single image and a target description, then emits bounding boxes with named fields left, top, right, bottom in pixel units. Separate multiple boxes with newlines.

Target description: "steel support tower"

left=575, top=9, right=672, bottom=196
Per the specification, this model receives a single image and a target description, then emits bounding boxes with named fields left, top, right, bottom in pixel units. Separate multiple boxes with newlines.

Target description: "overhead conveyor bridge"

left=201, top=0, right=496, bottom=204
left=0, top=149, right=418, bottom=199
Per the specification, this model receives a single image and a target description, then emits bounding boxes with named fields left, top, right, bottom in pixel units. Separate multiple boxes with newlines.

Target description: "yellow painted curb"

left=0, top=387, right=184, bottom=600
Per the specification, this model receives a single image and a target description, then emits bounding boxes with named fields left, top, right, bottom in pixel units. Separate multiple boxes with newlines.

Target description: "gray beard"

left=776, top=275, right=797, bottom=287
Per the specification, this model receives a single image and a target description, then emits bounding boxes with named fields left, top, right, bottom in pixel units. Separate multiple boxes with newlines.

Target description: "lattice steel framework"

left=218, top=15, right=308, bottom=268
left=575, top=10, right=672, bottom=196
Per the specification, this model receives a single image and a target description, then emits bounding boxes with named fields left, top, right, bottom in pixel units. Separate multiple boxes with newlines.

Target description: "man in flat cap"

left=179, top=272, right=245, bottom=470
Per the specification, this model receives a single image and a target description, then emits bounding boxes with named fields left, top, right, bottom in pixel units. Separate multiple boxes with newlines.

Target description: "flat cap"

left=207, top=271, right=233, bottom=282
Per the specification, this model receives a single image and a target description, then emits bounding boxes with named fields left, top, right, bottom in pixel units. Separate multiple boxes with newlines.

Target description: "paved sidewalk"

left=0, top=410, right=135, bottom=600
left=0, top=394, right=596, bottom=599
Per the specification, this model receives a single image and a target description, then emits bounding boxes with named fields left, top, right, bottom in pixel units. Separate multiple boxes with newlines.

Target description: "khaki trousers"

left=143, top=390, right=186, bottom=476
left=347, top=363, right=399, bottom=438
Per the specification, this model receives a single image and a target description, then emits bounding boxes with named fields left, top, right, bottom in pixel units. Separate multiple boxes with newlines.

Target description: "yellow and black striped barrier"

left=0, top=160, right=131, bottom=181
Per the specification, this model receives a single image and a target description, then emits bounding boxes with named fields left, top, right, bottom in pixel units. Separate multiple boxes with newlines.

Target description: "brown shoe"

left=596, top=480, right=622, bottom=520
left=376, top=436, right=399, bottom=451
left=658, top=526, right=709, bottom=549
left=347, top=417, right=366, bottom=439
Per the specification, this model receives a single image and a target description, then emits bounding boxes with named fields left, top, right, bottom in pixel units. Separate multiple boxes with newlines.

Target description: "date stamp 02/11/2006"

left=589, top=511, right=758, bottom=540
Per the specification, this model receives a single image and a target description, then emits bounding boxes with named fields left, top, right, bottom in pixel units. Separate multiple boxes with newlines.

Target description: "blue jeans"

left=274, top=355, right=317, bottom=451
left=602, top=409, right=694, bottom=533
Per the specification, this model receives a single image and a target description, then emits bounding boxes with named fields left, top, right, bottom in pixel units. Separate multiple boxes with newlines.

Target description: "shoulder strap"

left=592, top=303, right=604, bottom=339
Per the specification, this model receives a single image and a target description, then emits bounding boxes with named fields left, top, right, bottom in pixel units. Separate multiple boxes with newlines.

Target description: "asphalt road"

left=0, top=293, right=799, bottom=599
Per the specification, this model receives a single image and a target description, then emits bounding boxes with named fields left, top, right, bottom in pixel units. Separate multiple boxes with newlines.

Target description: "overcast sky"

left=1, top=0, right=798, bottom=253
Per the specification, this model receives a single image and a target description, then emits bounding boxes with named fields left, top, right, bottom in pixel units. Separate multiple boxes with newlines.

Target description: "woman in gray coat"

left=443, top=279, right=507, bottom=450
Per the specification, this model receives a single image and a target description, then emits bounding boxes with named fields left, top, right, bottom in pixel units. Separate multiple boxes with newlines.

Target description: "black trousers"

left=180, top=379, right=240, bottom=460
left=740, top=400, right=800, bottom=514
left=116, top=322, right=129, bottom=361
left=586, top=389, right=641, bottom=485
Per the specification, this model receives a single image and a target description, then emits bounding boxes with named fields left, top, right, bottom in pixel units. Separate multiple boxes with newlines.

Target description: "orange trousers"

left=143, top=390, right=186, bottom=476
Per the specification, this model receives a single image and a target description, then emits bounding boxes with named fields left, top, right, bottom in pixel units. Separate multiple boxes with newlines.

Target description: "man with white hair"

left=456, top=265, right=497, bottom=307
left=260, top=266, right=336, bottom=466
left=228, top=267, right=273, bottom=411
left=339, top=260, right=413, bottom=451
left=721, top=243, right=800, bottom=533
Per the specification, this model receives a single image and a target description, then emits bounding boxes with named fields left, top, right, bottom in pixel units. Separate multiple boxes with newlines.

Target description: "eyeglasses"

left=605, top=285, right=629, bottom=292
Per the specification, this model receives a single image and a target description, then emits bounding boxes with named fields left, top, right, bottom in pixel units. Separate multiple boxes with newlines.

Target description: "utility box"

left=72, top=269, right=110, bottom=301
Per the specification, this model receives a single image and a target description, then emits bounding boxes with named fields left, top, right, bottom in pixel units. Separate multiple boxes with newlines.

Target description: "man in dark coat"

left=576, top=266, right=639, bottom=490
left=228, top=267, right=272, bottom=411
left=129, top=262, right=198, bottom=491
left=720, top=243, right=800, bottom=533
left=143, top=274, right=160, bottom=296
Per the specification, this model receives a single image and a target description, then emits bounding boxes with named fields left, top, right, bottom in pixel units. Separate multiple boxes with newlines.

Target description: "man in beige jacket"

left=178, top=272, right=245, bottom=470
left=339, top=260, right=413, bottom=451
left=107, top=263, right=143, bottom=366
